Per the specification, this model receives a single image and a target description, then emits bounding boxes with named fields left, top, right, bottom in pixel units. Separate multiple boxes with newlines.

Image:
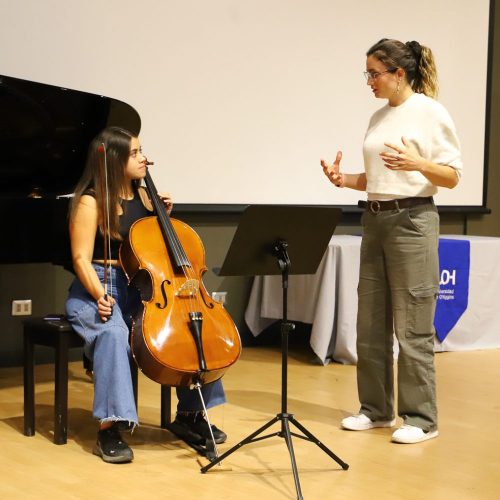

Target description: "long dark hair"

left=69, top=126, right=139, bottom=240
left=367, top=38, right=439, bottom=98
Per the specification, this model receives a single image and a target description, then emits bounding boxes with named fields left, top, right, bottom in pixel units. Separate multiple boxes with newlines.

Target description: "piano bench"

left=23, top=316, right=172, bottom=445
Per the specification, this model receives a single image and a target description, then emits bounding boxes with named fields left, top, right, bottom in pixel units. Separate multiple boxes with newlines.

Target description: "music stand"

left=201, top=205, right=349, bottom=499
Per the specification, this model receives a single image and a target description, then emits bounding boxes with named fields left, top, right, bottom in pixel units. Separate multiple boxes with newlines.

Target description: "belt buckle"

left=369, top=200, right=381, bottom=214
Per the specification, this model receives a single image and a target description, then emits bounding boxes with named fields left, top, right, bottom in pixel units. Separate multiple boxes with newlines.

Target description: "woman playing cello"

left=65, top=126, right=227, bottom=463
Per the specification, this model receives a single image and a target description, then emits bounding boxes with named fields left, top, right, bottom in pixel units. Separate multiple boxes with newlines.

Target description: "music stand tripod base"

left=201, top=206, right=348, bottom=499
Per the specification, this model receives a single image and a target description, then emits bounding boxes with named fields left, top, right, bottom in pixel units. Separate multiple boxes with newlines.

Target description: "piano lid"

left=0, top=74, right=141, bottom=199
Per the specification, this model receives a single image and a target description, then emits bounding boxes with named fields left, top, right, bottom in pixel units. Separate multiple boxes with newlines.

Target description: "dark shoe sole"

left=169, top=420, right=227, bottom=444
left=165, top=422, right=218, bottom=461
left=212, top=433, right=227, bottom=444
left=92, top=443, right=134, bottom=463
left=167, top=421, right=205, bottom=445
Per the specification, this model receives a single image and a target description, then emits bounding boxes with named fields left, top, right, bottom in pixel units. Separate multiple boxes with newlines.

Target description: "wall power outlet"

left=12, top=299, right=32, bottom=316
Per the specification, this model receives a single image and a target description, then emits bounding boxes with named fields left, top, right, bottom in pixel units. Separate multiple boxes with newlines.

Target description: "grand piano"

left=0, top=74, right=141, bottom=266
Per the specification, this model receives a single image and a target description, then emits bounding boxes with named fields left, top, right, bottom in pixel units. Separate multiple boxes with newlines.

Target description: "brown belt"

left=358, top=197, right=433, bottom=214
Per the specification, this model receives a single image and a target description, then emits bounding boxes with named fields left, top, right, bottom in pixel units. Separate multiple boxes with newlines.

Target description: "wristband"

left=335, top=173, right=345, bottom=188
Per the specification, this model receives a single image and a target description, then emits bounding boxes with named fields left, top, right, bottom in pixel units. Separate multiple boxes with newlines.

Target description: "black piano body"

left=0, top=74, right=141, bottom=266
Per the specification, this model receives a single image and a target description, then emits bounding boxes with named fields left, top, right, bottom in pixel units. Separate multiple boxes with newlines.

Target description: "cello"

left=120, top=167, right=241, bottom=387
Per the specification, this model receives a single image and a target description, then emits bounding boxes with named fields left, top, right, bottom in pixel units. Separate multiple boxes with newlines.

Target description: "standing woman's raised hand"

left=380, top=137, right=425, bottom=172
left=321, top=151, right=345, bottom=187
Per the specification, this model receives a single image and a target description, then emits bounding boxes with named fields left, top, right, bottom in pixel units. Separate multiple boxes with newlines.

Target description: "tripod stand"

left=201, top=206, right=348, bottom=499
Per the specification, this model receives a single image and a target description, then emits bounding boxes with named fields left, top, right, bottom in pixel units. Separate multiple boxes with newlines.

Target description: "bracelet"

left=335, top=173, right=345, bottom=188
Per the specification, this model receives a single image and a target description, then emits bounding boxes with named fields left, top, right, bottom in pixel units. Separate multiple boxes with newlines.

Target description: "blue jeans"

left=65, top=264, right=226, bottom=425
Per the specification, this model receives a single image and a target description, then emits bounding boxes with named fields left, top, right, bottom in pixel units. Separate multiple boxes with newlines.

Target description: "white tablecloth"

left=245, top=234, right=500, bottom=365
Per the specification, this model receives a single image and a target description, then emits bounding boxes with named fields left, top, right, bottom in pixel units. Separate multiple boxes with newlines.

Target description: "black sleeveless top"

left=88, top=189, right=152, bottom=261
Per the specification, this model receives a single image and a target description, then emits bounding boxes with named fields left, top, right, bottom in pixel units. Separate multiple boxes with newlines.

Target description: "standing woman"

left=66, top=126, right=226, bottom=463
left=321, top=39, right=462, bottom=444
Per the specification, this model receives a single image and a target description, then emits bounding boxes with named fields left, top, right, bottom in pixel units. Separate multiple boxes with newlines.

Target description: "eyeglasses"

left=363, top=68, right=397, bottom=81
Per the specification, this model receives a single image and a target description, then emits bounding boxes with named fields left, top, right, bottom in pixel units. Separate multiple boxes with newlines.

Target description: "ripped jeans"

left=65, top=264, right=225, bottom=425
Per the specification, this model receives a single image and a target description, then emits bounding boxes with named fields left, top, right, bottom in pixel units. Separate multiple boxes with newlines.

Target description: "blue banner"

left=434, top=238, right=470, bottom=342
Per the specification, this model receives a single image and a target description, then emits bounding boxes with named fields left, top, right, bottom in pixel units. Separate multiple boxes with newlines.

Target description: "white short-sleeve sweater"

left=362, top=92, right=462, bottom=200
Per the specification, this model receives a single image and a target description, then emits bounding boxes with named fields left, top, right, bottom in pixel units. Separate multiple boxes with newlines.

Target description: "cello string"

left=161, top=218, right=202, bottom=358
left=146, top=170, right=199, bottom=314
left=161, top=202, right=203, bottom=327
left=164, top=216, right=199, bottom=313
left=145, top=167, right=206, bottom=361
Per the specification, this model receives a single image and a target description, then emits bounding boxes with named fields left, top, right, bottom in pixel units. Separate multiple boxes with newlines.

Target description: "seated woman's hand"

left=97, top=294, right=116, bottom=322
left=158, top=192, right=174, bottom=214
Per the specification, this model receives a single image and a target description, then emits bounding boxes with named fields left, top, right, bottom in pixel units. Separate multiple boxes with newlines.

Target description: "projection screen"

left=0, top=0, right=493, bottom=209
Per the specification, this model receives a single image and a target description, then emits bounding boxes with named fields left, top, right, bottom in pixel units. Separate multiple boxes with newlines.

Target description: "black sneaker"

left=93, top=424, right=134, bottom=463
left=173, top=413, right=227, bottom=444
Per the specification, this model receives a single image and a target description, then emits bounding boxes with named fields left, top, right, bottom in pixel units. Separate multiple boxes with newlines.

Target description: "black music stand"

left=201, top=205, right=349, bottom=499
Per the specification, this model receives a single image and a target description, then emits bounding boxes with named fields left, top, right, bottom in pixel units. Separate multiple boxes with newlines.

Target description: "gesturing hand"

left=380, top=137, right=425, bottom=172
left=321, top=151, right=344, bottom=187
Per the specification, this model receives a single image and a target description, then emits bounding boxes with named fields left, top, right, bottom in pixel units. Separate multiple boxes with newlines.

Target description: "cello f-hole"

left=155, top=279, right=171, bottom=309
left=200, top=293, right=215, bottom=309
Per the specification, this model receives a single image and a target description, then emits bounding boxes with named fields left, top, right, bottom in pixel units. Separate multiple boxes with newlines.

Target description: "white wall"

left=0, top=0, right=491, bottom=207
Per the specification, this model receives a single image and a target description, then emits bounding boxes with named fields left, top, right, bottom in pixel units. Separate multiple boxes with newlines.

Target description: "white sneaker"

left=391, top=425, right=439, bottom=444
left=341, top=413, right=396, bottom=431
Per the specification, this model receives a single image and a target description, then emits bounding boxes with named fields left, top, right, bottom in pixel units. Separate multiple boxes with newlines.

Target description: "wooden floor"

left=1, top=345, right=500, bottom=499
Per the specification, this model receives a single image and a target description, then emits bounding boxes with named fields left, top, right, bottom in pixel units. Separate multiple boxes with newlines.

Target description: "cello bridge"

left=176, top=278, right=199, bottom=297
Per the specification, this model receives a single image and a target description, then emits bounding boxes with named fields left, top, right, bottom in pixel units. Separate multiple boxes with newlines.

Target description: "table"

left=245, top=234, right=500, bottom=365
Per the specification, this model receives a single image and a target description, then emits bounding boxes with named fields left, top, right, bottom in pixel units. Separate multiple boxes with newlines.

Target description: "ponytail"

left=367, top=39, right=439, bottom=99
left=406, top=42, right=439, bottom=98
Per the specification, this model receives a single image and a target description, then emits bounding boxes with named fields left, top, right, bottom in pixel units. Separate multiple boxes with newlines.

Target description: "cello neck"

left=144, top=168, right=191, bottom=269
